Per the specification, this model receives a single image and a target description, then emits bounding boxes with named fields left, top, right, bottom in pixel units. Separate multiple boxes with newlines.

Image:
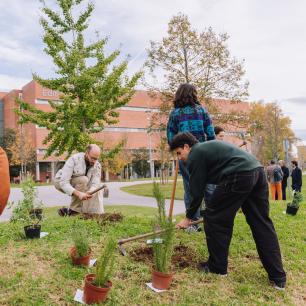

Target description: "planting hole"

left=130, top=244, right=198, bottom=269
left=81, top=212, right=123, bottom=225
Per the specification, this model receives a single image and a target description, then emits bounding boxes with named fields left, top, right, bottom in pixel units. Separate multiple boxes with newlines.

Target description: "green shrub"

left=10, top=176, right=43, bottom=226
left=71, top=223, right=90, bottom=257
left=152, top=182, right=175, bottom=274
left=288, top=191, right=303, bottom=208
left=94, top=237, right=117, bottom=287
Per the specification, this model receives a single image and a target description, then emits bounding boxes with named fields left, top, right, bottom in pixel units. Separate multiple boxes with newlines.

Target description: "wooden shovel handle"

left=88, top=184, right=107, bottom=195
left=118, top=219, right=203, bottom=245
left=168, top=160, right=179, bottom=219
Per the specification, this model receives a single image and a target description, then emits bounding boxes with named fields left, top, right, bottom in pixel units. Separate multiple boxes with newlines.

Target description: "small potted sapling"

left=10, top=176, right=44, bottom=238
left=151, top=182, right=175, bottom=290
left=70, top=223, right=91, bottom=266
left=83, top=236, right=117, bottom=304
left=286, top=191, right=303, bottom=216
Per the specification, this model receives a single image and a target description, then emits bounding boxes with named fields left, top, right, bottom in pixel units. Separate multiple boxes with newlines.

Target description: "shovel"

left=118, top=219, right=203, bottom=256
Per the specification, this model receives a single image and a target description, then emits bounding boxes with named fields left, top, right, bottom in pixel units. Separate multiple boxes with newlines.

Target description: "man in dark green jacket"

left=170, top=132, right=286, bottom=290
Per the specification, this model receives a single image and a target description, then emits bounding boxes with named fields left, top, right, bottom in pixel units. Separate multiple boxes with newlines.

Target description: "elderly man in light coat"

left=54, top=144, right=107, bottom=216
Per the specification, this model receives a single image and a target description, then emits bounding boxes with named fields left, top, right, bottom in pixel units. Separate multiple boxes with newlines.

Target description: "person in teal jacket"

left=167, top=83, right=215, bottom=232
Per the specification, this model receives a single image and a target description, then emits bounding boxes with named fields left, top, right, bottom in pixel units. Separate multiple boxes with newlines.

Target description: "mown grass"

left=121, top=180, right=184, bottom=199
left=0, top=200, right=305, bottom=305
left=121, top=175, right=306, bottom=202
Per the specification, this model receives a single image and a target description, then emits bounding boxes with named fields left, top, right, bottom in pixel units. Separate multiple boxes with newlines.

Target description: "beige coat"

left=54, top=152, right=101, bottom=196
left=54, top=152, right=104, bottom=214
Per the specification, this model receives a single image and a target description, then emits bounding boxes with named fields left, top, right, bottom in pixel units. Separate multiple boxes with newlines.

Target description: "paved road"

left=0, top=180, right=185, bottom=222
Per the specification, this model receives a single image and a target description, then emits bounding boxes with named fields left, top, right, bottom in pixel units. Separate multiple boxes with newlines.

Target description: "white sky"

left=0, top=0, right=305, bottom=139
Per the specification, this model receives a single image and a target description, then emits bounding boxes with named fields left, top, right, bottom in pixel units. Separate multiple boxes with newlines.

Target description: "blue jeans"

left=179, top=160, right=216, bottom=221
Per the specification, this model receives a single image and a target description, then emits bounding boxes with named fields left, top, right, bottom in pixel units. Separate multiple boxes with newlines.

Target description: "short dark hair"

left=173, top=83, right=200, bottom=108
left=169, top=132, right=199, bottom=151
left=270, top=160, right=276, bottom=164
left=291, top=160, right=298, bottom=167
left=214, top=126, right=224, bottom=135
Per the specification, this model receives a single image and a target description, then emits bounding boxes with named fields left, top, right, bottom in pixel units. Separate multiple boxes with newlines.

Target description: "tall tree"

left=0, top=128, right=16, bottom=162
left=145, top=13, right=249, bottom=163
left=16, top=0, right=141, bottom=157
left=248, top=102, right=295, bottom=164
left=145, top=13, right=249, bottom=115
left=5, top=127, right=36, bottom=177
left=131, top=148, right=150, bottom=178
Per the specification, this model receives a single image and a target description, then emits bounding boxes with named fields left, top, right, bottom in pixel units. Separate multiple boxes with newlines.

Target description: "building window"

left=36, top=99, right=62, bottom=104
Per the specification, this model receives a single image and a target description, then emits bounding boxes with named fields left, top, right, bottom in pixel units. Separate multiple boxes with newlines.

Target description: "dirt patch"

left=130, top=246, right=153, bottom=263
left=81, top=212, right=123, bottom=225
left=129, top=244, right=198, bottom=269
left=245, top=254, right=259, bottom=260
left=172, top=245, right=198, bottom=268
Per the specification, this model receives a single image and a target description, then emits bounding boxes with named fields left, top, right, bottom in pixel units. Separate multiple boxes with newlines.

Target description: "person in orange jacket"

left=0, top=146, right=10, bottom=215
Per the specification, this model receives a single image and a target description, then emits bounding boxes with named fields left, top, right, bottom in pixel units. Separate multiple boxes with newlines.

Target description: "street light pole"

left=146, top=109, right=154, bottom=179
left=148, top=132, right=154, bottom=178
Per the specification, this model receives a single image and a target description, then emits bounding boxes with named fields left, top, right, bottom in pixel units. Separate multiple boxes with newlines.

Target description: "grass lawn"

left=0, top=201, right=305, bottom=305
left=121, top=175, right=306, bottom=202
left=10, top=182, right=53, bottom=188
left=121, top=180, right=184, bottom=199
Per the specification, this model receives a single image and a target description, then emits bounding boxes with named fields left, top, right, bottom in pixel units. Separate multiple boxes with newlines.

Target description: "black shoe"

left=58, top=207, right=69, bottom=217
left=269, top=280, right=286, bottom=291
left=198, top=262, right=227, bottom=277
left=68, top=209, right=79, bottom=216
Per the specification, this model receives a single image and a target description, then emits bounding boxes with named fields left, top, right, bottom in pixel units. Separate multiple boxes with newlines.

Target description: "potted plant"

left=10, top=176, right=44, bottom=238
left=151, top=182, right=175, bottom=290
left=286, top=191, right=303, bottom=215
left=83, top=237, right=117, bottom=304
left=70, top=224, right=91, bottom=266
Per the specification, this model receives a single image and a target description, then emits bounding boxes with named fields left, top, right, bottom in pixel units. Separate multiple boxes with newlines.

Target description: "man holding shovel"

left=171, top=132, right=286, bottom=290
left=54, top=144, right=108, bottom=216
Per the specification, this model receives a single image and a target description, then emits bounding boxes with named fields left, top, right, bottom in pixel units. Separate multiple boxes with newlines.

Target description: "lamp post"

left=148, top=132, right=154, bottom=178
left=146, top=109, right=154, bottom=179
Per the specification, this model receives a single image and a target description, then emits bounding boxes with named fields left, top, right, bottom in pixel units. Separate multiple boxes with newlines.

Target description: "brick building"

left=0, top=80, right=251, bottom=181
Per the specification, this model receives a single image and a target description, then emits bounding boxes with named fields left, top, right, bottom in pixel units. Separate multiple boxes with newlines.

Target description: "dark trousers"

left=281, top=184, right=287, bottom=200
left=203, top=167, right=286, bottom=283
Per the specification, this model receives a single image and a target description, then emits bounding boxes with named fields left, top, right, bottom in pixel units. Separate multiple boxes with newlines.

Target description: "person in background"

left=167, top=83, right=215, bottom=232
left=279, top=160, right=289, bottom=200
left=266, top=160, right=283, bottom=201
left=214, top=126, right=225, bottom=141
left=291, top=160, right=302, bottom=192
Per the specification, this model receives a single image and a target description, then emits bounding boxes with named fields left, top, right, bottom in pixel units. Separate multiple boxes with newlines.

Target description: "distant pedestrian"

left=279, top=160, right=289, bottom=200
left=266, top=160, right=283, bottom=200
left=291, top=160, right=302, bottom=192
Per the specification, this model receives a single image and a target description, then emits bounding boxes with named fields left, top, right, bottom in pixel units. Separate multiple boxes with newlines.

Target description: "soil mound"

left=130, top=244, right=198, bottom=269
left=81, top=212, right=123, bottom=225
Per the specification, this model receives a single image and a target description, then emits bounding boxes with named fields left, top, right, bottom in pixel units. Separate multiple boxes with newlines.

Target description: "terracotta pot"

left=24, top=224, right=41, bottom=239
left=70, top=247, right=91, bottom=266
left=83, top=274, right=112, bottom=304
left=152, top=270, right=173, bottom=290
